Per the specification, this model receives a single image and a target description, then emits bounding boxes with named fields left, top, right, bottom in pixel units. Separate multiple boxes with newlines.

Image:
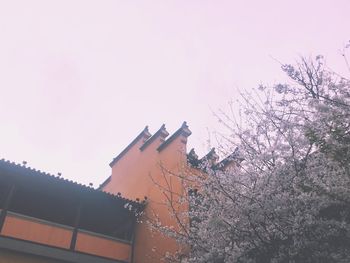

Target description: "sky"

left=0, top=0, right=349, bottom=186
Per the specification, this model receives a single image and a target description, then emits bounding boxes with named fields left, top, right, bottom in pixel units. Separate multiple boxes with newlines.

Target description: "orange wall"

left=1, top=213, right=72, bottom=249
left=103, top=128, right=191, bottom=263
left=75, top=230, right=131, bottom=261
left=0, top=213, right=132, bottom=262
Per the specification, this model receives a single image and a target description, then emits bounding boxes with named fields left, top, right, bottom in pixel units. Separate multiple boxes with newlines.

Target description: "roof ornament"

left=187, top=148, right=200, bottom=168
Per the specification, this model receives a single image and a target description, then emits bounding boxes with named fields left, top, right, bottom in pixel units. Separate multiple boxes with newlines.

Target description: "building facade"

left=0, top=122, right=234, bottom=262
left=100, top=122, right=192, bottom=262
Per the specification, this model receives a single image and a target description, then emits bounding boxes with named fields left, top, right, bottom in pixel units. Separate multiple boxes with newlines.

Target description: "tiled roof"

left=0, top=158, right=145, bottom=210
left=109, top=126, right=151, bottom=167
left=140, top=124, right=169, bottom=151
left=157, top=121, right=192, bottom=152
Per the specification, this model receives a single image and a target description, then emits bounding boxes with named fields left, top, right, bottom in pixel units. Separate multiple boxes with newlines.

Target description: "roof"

left=109, top=126, right=151, bottom=167
left=215, top=147, right=241, bottom=169
left=0, top=158, right=145, bottom=210
left=187, top=147, right=241, bottom=171
left=140, top=124, right=169, bottom=151
left=157, top=121, right=192, bottom=152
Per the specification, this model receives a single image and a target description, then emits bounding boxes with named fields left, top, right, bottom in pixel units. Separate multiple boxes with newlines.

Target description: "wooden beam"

left=130, top=216, right=137, bottom=263
left=0, top=184, right=16, bottom=233
left=70, top=201, right=82, bottom=250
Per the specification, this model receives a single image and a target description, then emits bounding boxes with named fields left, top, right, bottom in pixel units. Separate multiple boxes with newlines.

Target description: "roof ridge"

left=157, top=121, right=192, bottom=152
left=140, top=124, right=169, bottom=151
left=109, top=126, right=151, bottom=167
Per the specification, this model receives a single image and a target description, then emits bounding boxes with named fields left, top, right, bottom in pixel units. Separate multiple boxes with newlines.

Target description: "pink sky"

left=0, top=0, right=349, bottom=186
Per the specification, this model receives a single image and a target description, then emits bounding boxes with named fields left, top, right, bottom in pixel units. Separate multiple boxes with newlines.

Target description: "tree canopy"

left=154, top=54, right=350, bottom=263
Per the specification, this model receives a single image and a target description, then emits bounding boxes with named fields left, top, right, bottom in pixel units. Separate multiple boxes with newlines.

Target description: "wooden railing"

left=0, top=211, right=131, bottom=261
left=76, top=229, right=131, bottom=261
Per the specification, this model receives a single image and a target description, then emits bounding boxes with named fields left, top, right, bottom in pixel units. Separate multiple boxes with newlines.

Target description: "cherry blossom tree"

left=153, top=51, right=350, bottom=263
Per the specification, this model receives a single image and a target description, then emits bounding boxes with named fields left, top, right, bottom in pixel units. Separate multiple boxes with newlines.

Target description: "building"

left=100, top=122, right=192, bottom=263
left=0, top=122, right=235, bottom=262
left=0, top=158, right=144, bottom=263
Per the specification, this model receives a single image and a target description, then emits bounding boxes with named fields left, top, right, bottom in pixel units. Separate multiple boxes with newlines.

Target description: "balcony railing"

left=0, top=211, right=132, bottom=262
left=76, top=229, right=131, bottom=261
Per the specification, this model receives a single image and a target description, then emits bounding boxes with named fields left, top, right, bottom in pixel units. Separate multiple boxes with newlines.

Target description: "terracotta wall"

left=102, top=126, right=192, bottom=262
left=75, top=230, right=131, bottom=261
left=1, top=212, right=72, bottom=249
left=0, top=212, right=132, bottom=262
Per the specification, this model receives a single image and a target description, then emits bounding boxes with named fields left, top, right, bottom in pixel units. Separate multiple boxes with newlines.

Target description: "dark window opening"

left=9, top=186, right=77, bottom=227
left=79, top=199, right=134, bottom=241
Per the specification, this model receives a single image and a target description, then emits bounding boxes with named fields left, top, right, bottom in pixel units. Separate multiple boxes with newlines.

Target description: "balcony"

left=0, top=210, right=132, bottom=262
left=0, top=159, right=145, bottom=263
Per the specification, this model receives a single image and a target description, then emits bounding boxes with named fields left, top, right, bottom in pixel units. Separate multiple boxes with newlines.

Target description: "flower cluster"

left=156, top=56, right=350, bottom=262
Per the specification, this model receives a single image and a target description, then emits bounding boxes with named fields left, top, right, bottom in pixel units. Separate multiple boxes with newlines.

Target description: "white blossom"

left=154, top=56, right=350, bottom=263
